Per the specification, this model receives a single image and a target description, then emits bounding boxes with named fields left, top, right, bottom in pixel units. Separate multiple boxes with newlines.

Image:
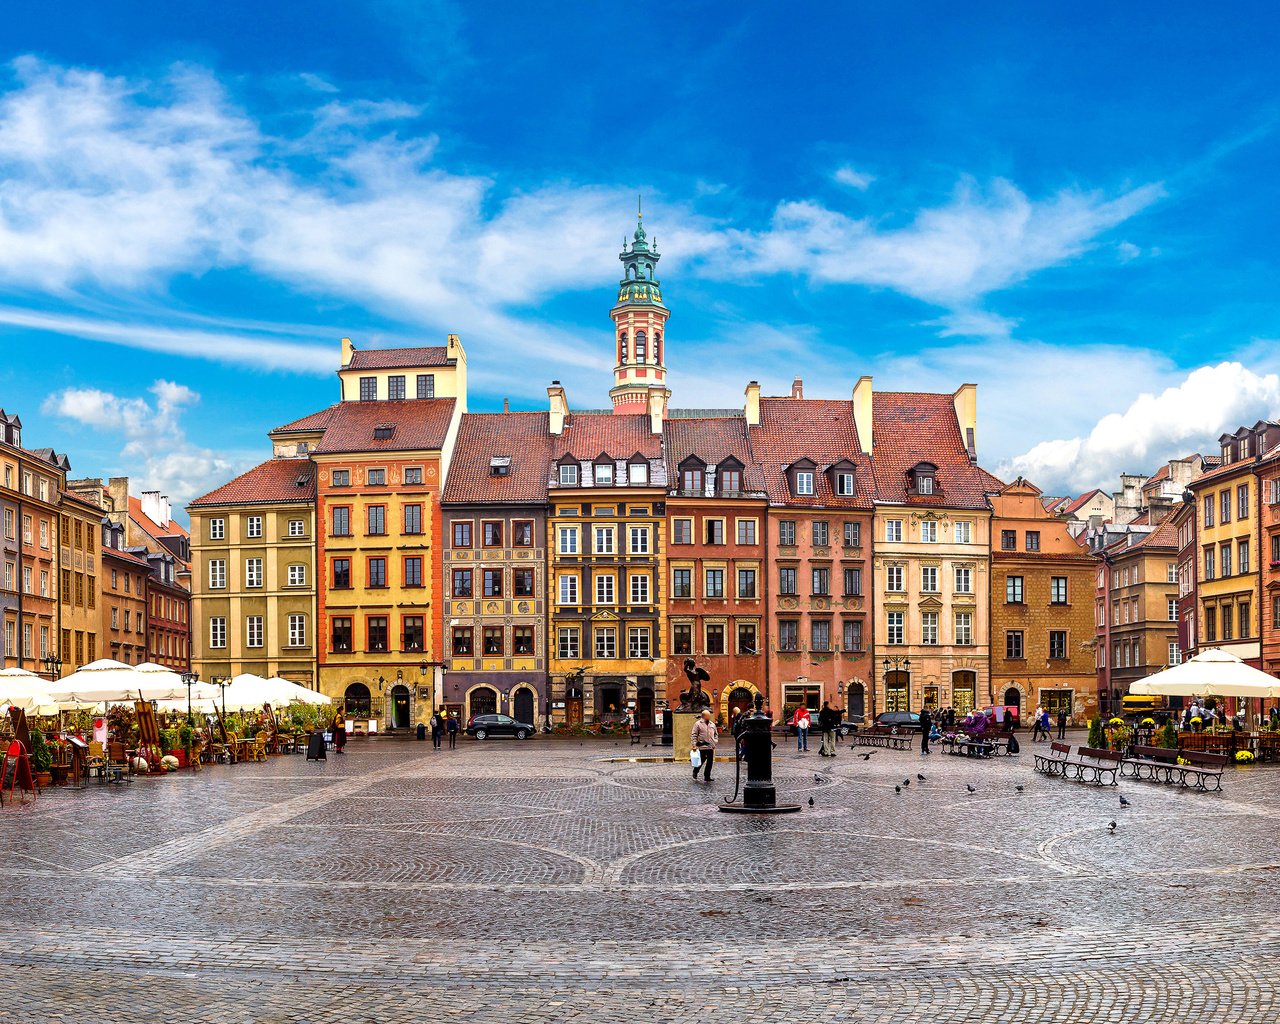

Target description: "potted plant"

left=178, top=723, right=195, bottom=768
left=29, top=730, right=53, bottom=788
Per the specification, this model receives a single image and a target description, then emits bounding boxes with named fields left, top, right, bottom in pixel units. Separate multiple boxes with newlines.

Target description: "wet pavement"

left=2, top=733, right=1276, bottom=1022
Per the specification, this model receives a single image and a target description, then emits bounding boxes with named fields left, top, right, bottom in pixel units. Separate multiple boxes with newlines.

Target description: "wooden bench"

left=848, top=731, right=914, bottom=751
left=941, top=735, right=1007, bottom=758
left=1032, top=741, right=1074, bottom=776
left=1174, top=750, right=1229, bottom=792
left=1121, top=744, right=1179, bottom=783
left=1034, top=743, right=1121, bottom=785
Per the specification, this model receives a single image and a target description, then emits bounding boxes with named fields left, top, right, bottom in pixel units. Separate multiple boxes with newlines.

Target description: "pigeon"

left=895, top=785, right=901, bottom=794
left=966, top=784, right=977, bottom=793
left=1015, top=785, right=1025, bottom=793
left=917, top=773, right=926, bottom=782
left=1119, top=794, right=1131, bottom=807
left=1109, top=820, right=1117, bottom=833
left=814, top=774, right=823, bottom=783
left=860, top=752, right=873, bottom=761
left=807, top=796, right=815, bottom=807
left=902, top=779, right=910, bottom=787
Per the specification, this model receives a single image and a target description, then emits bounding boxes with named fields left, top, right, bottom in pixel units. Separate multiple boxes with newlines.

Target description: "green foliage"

left=178, top=723, right=195, bottom=750
left=1157, top=720, right=1178, bottom=749
left=159, top=728, right=181, bottom=752
left=1087, top=716, right=1106, bottom=748
left=106, top=704, right=137, bottom=745
left=29, top=730, right=52, bottom=773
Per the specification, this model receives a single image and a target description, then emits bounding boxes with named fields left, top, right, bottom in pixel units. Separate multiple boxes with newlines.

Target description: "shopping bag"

left=690, top=748, right=701, bottom=769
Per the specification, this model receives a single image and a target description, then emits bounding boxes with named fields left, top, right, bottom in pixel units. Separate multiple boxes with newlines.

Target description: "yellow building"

left=188, top=459, right=318, bottom=686
left=58, top=490, right=102, bottom=671
left=546, top=387, right=667, bottom=725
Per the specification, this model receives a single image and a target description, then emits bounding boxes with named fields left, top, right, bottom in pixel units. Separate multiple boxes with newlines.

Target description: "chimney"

left=791, top=377, right=804, bottom=400
left=548, top=381, right=568, bottom=436
left=953, top=383, right=977, bottom=461
left=648, top=389, right=665, bottom=435
left=744, top=381, right=761, bottom=426
left=447, top=333, right=463, bottom=360
left=503, top=398, right=510, bottom=413
left=140, top=490, right=171, bottom=529
left=340, top=336, right=355, bottom=368
left=852, top=375, right=873, bottom=454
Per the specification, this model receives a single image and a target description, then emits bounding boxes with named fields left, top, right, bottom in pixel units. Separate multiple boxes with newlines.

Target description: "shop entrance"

left=513, top=687, right=535, bottom=725
left=391, top=685, right=410, bottom=729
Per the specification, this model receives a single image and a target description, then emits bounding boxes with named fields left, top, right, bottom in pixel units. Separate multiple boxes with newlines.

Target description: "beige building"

left=57, top=490, right=102, bottom=671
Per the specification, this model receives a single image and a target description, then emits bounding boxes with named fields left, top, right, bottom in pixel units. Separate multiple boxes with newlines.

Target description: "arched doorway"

left=1003, top=687, right=1022, bottom=714
left=469, top=686, right=497, bottom=721
left=952, top=670, right=977, bottom=714
left=636, top=686, right=655, bottom=728
left=726, top=686, right=753, bottom=719
left=343, top=682, right=371, bottom=718
left=391, top=685, right=410, bottom=730
left=847, top=682, right=865, bottom=722
left=513, top=687, right=535, bottom=725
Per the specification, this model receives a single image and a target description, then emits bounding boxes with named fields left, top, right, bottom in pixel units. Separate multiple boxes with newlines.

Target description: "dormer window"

left=559, top=463, right=578, bottom=486
left=918, top=476, right=934, bottom=495
left=373, top=425, right=394, bottom=440
left=907, top=461, right=938, bottom=496
left=795, top=472, right=814, bottom=495
left=786, top=458, right=818, bottom=497
left=1222, top=443, right=1232, bottom=464
left=682, top=467, right=703, bottom=493
left=837, top=473, right=854, bottom=495
left=628, top=457, right=649, bottom=485
left=595, top=462, right=614, bottom=485
left=720, top=468, right=741, bottom=495
left=1240, top=435, right=1251, bottom=459
left=489, top=457, right=511, bottom=477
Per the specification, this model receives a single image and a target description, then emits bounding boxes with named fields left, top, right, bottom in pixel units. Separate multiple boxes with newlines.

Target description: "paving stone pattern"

left=2, top=734, right=1277, bottom=1022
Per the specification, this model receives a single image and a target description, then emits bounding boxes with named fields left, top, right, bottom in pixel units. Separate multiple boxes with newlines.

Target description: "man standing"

left=691, top=709, right=718, bottom=783
left=818, top=701, right=838, bottom=758
left=793, top=706, right=811, bottom=753
left=1056, top=705, right=1068, bottom=740
left=919, top=705, right=932, bottom=755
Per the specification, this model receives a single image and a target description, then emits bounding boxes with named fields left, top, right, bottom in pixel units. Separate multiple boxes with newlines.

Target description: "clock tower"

left=609, top=208, right=671, bottom=417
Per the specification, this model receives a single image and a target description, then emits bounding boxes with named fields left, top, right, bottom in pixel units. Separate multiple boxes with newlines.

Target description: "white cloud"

left=1001, top=361, right=1280, bottom=491
left=833, top=164, right=875, bottom=190
left=923, top=309, right=1019, bottom=340
left=42, top=379, right=251, bottom=508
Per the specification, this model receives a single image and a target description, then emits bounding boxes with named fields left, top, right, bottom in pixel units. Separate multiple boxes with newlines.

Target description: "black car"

left=466, top=714, right=535, bottom=740
left=874, top=711, right=922, bottom=732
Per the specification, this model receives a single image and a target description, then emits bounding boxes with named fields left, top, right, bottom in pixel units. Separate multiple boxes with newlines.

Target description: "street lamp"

left=211, top=674, right=231, bottom=720
left=882, top=656, right=911, bottom=717
left=180, top=669, right=200, bottom=726
left=43, top=653, right=63, bottom=682
left=419, top=659, right=431, bottom=714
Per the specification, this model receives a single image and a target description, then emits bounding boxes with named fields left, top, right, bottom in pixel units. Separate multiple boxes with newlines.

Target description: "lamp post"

left=211, top=674, right=230, bottom=720
left=180, top=669, right=200, bottom=726
left=419, top=659, right=431, bottom=715
left=882, top=655, right=911, bottom=717
left=43, top=653, right=63, bottom=682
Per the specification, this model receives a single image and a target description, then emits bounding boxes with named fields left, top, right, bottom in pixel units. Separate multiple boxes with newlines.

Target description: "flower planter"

left=34, top=771, right=53, bottom=789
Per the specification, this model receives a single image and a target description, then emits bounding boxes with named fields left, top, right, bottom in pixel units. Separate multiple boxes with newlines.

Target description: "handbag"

left=690, top=748, right=701, bottom=769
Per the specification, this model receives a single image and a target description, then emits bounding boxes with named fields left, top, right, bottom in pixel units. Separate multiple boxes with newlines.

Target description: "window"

left=1239, top=483, right=1250, bottom=519
left=843, top=521, right=861, bottom=548
left=559, top=574, right=579, bottom=604
left=779, top=567, right=797, bottom=595
left=712, top=467, right=739, bottom=494
left=513, top=521, right=533, bottom=546
left=812, top=521, right=829, bottom=546
left=209, top=559, right=226, bottom=589
left=1221, top=490, right=1231, bottom=524
left=1274, top=535, right=1280, bottom=565
left=403, top=616, right=424, bottom=652
left=886, top=612, right=904, bottom=645
left=513, top=626, right=534, bottom=655
left=453, top=627, right=473, bottom=656
left=955, top=612, right=973, bottom=645
left=778, top=520, right=797, bottom=546
left=1222, top=604, right=1234, bottom=641
left=595, top=627, right=617, bottom=659
left=1049, top=630, right=1067, bottom=659
left=1203, top=495, right=1214, bottom=527
left=885, top=520, right=902, bottom=543
left=628, top=626, right=651, bottom=658
left=405, top=557, right=424, bottom=588
left=557, top=627, right=580, bottom=658
left=246, top=616, right=264, bottom=648
left=953, top=566, right=972, bottom=594
left=595, top=574, right=615, bottom=604
left=333, top=559, right=351, bottom=589
left=559, top=464, right=579, bottom=486
left=811, top=568, right=830, bottom=596
left=368, top=557, right=387, bottom=587
left=331, top=506, right=351, bottom=536
left=1166, top=562, right=1177, bottom=583
left=591, top=462, right=613, bottom=486
left=513, top=569, right=534, bottom=596
left=209, top=617, right=226, bottom=649
left=1204, top=606, right=1217, bottom=642
left=1203, top=546, right=1215, bottom=580
left=1022, top=530, right=1040, bottom=552
left=1006, top=576, right=1024, bottom=603
left=329, top=469, right=351, bottom=489
left=682, top=467, right=703, bottom=494
left=736, top=567, right=757, bottom=598
left=835, top=619, right=860, bottom=652
left=921, top=612, right=938, bottom=645
left=1006, top=630, right=1025, bottom=659
left=416, top=373, right=435, bottom=398
left=705, top=569, right=725, bottom=599
left=673, top=623, right=693, bottom=654
left=246, top=516, right=263, bottom=538
left=886, top=565, right=904, bottom=592
left=367, top=505, right=386, bottom=535
left=1239, top=601, right=1251, bottom=638
left=629, top=526, right=650, bottom=554
left=920, top=520, right=937, bottom=543
left=209, top=518, right=225, bottom=540
left=359, top=376, right=377, bottom=401
left=737, top=519, right=757, bottom=545
left=635, top=330, right=647, bottom=359
left=593, top=526, right=615, bottom=554
left=624, top=461, right=647, bottom=485
left=1167, top=596, right=1177, bottom=621
left=388, top=375, right=406, bottom=400
left=627, top=574, right=650, bottom=604
left=404, top=504, right=422, bottom=534
left=456, top=569, right=476, bottom=598
left=1239, top=539, right=1250, bottom=575
left=843, top=567, right=863, bottom=596
left=706, top=519, right=725, bottom=545
left=738, top=621, right=758, bottom=655
left=810, top=620, right=831, bottom=653
left=404, top=467, right=423, bottom=485
left=672, top=568, right=692, bottom=598
left=288, top=564, right=306, bottom=586
left=286, top=519, right=305, bottom=538
left=921, top=566, right=938, bottom=593
left=1169, top=642, right=1181, bottom=666
left=1001, top=530, right=1017, bottom=551
left=1220, top=542, right=1232, bottom=577
left=779, top=620, right=799, bottom=652
left=368, top=617, right=388, bottom=651
left=1050, top=576, right=1068, bottom=604
left=795, top=471, right=814, bottom=495
left=835, top=472, right=854, bottom=496
left=483, top=627, right=504, bottom=656
left=245, top=558, right=263, bottom=588
left=954, top=521, right=972, bottom=544
left=481, top=521, right=503, bottom=547
left=704, top=624, right=726, bottom=655
left=453, top=521, right=473, bottom=547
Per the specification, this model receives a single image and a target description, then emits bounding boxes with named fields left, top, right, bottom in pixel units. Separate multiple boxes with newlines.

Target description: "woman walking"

left=446, top=712, right=459, bottom=749
left=332, top=706, right=347, bottom=754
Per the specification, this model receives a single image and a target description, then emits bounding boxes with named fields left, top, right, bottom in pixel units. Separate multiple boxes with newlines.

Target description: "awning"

left=1127, top=648, right=1280, bottom=699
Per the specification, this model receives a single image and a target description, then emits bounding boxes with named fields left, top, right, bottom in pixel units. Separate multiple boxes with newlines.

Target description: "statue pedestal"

left=671, top=711, right=702, bottom=764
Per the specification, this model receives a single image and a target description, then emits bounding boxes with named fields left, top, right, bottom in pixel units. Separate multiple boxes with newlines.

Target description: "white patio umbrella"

left=1128, top=648, right=1280, bottom=699
left=51, top=658, right=221, bottom=704
left=267, top=676, right=332, bottom=706
left=0, top=667, right=60, bottom=716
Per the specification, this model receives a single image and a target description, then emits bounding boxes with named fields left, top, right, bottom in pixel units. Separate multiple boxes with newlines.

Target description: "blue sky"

left=3, top=1, right=1280, bottom=516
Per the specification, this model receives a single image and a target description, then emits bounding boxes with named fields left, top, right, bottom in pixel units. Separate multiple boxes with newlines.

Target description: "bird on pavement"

left=1015, top=784, right=1025, bottom=792
left=1109, top=820, right=1117, bottom=833
left=902, top=779, right=910, bottom=787
left=814, top=774, right=823, bottom=783
left=917, top=773, right=926, bottom=782
left=807, top=796, right=815, bottom=806
left=895, top=785, right=901, bottom=793
left=1119, top=794, right=1131, bottom=807
left=860, top=752, right=873, bottom=761
left=966, top=784, right=977, bottom=793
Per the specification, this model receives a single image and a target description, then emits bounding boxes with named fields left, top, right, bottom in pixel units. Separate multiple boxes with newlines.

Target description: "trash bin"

left=416, top=722, right=427, bottom=741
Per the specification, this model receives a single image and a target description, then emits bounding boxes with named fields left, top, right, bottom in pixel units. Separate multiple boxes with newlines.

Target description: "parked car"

left=466, top=714, right=535, bottom=740
left=873, top=711, right=922, bottom=732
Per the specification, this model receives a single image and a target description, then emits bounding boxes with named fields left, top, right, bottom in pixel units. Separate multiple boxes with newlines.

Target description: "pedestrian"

left=818, top=701, right=838, bottom=757
left=332, top=706, right=347, bottom=754
left=1056, top=706, right=1068, bottom=740
left=446, top=712, right=459, bottom=749
left=628, top=708, right=641, bottom=745
left=431, top=709, right=444, bottom=749
left=1031, top=704, right=1045, bottom=742
left=1039, top=707, right=1050, bottom=740
left=1003, top=708, right=1015, bottom=735
left=946, top=706, right=956, bottom=730
left=691, top=709, right=718, bottom=783
left=919, top=705, right=932, bottom=755
left=793, top=706, right=811, bottom=752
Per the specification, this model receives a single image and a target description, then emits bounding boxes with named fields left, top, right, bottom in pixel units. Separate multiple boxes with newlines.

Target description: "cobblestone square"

left=2, top=735, right=1276, bottom=1022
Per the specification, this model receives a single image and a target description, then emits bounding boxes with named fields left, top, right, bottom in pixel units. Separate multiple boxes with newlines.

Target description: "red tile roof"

left=1063, top=488, right=1106, bottom=516
left=101, top=544, right=151, bottom=568
left=870, top=392, right=996, bottom=510
left=442, top=412, right=552, bottom=505
left=312, top=399, right=457, bottom=455
left=1187, top=457, right=1256, bottom=487
left=346, top=346, right=450, bottom=370
left=1143, top=465, right=1171, bottom=488
left=662, top=417, right=767, bottom=496
left=748, top=398, right=873, bottom=509
left=272, top=406, right=339, bottom=434
left=552, top=413, right=662, bottom=461
left=188, top=459, right=317, bottom=509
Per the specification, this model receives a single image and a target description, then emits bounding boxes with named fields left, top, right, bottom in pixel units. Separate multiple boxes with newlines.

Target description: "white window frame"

left=557, top=627, right=580, bottom=659
left=288, top=614, right=307, bottom=648
left=595, top=627, right=617, bottom=659
left=209, top=518, right=225, bottom=540
left=245, top=558, right=264, bottom=588
left=886, top=565, right=904, bottom=592
left=795, top=471, right=814, bottom=495
left=627, top=626, right=651, bottom=659
left=954, top=566, right=972, bottom=594
left=288, top=564, right=307, bottom=587
left=209, top=559, right=226, bottom=589
left=630, top=574, right=650, bottom=604
left=559, top=574, right=579, bottom=605
left=629, top=526, right=650, bottom=554
left=954, top=521, right=972, bottom=544
left=921, top=612, right=938, bottom=645
left=594, top=526, right=616, bottom=554
left=629, top=462, right=648, bottom=485
left=955, top=612, right=973, bottom=645
left=836, top=472, right=854, bottom=496
left=209, top=617, right=227, bottom=649
left=886, top=612, right=904, bottom=645
left=594, top=463, right=614, bottom=486
left=557, top=526, right=579, bottom=554
left=885, top=519, right=903, bottom=542
left=246, top=516, right=263, bottom=538
left=559, top=464, right=579, bottom=486
left=921, top=566, right=939, bottom=593
left=246, top=616, right=264, bottom=648
left=920, top=520, right=937, bottom=543
left=596, top=574, right=615, bottom=604
left=288, top=519, right=306, bottom=537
